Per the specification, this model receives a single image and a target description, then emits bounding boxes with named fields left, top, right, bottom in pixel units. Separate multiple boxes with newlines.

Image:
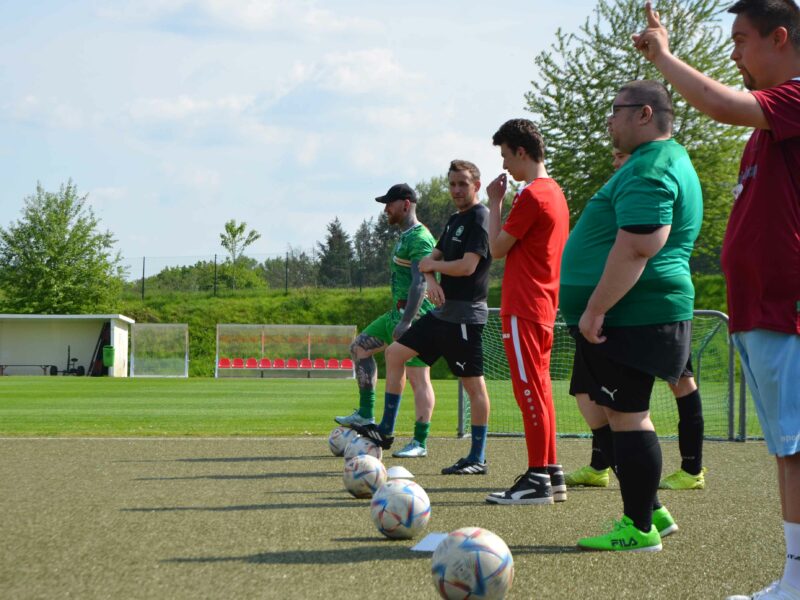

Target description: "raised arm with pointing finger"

left=635, top=2, right=800, bottom=598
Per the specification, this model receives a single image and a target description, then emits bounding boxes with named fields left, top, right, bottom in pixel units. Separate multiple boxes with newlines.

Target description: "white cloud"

left=3, top=96, right=86, bottom=130
left=126, top=95, right=255, bottom=121
left=97, top=0, right=382, bottom=35
left=317, top=49, right=418, bottom=95
left=161, top=162, right=222, bottom=191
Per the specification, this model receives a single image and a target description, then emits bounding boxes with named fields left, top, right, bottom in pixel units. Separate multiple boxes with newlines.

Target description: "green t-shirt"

left=560, top=139, right=703, bottom=326
left=391, top=223, right=436, bottom=316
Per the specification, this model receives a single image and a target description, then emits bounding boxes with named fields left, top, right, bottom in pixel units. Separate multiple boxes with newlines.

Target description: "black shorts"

left=568, top=321, right=692, bottom=413
left=397, top=313, right=484, bottom=377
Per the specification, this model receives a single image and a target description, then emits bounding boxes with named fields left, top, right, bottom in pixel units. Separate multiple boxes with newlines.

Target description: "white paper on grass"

left=410, top=532, right=448, bottom=552
left=386, top=465, right=414, bottom=479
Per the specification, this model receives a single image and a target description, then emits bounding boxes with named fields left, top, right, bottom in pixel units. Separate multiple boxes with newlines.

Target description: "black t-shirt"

left=433, top=203, right=492, bottom=323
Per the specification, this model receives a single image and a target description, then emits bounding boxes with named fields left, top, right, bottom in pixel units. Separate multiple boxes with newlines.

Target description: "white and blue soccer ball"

left=431, top=527, right=514, bottom=600
left=343, top=435, right=383, bottom=461
left=343, top=454, right=387, bottom=499
left=328, top=426, right=359, bottom=457
left=370, top=478, right=431, bottom=539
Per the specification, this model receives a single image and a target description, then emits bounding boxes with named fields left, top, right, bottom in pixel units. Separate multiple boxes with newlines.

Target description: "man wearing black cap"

left=334, top=183, right=438, bottom=458
left=354, top=160, right=494, bottom=475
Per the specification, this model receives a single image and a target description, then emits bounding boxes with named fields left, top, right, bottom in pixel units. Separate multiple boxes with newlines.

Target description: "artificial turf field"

left=0, top=378, right=776, bottom=599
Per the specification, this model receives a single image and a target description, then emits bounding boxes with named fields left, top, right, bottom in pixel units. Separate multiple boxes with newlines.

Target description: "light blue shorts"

left=733, top=329, right=800, bottom=457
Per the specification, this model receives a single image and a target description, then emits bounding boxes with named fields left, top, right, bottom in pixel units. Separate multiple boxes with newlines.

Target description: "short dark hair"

left=617, top=80, right=674, bottom=135
left=492, top=119, right=545, bottom=162
left=728, top=0, right=800, bottom=49
left=448, top=159, right=480, bottom=181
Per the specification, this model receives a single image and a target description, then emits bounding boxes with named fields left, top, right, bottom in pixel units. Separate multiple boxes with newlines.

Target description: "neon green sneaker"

left=659, top=467, right=706, bottom=490
left=652, top=506, right=679, bottom=537
left=564, top=465, right=610, bottom=487
left=578, top=516, right=662, bottom=552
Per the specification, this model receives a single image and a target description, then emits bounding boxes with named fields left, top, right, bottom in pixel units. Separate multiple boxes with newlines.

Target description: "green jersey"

left=560, top=139, right=703, bottom=326
left=391, top=223, right=436, bottom=315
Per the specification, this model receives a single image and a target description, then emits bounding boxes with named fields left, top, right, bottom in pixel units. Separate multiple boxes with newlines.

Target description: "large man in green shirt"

left=334, top=183, right=438, bottom=458
left=560, top=80, right=702, bottom=552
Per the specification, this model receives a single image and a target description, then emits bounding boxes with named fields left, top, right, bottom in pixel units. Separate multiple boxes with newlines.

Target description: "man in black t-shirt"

left=353, top=160, right=493, bottom=475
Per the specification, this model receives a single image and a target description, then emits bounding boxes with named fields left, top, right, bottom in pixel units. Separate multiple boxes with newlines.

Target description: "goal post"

left=459, top=309, right=743, bottom=440
left=130, top=323, right=189, bottom=378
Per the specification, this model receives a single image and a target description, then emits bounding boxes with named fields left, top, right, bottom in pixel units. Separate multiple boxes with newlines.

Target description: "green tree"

left=317, top=217, right=354, bottom=287
left=414, top=176, right=456, bottom=239
left=0, top=181, right=124, bottom=313
left=526, top=0, right=745, bottom=271
left=219, top=219, right=261, bottom=289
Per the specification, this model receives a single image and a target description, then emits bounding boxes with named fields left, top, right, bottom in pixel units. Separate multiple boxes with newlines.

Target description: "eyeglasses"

left=608, top=103, right=646, bottom=118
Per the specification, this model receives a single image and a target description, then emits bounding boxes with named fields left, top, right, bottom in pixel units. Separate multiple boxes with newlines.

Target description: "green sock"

left=413, top=421, right=430, bottom=447
left=358, top=390, right=375, bottom=419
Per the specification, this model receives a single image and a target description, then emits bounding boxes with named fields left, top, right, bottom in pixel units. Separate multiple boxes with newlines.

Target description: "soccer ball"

left=343, top=454, right=387, bottom=499
left=343, top=436, right=383, bottom=461
left=431, top=527, right=514, bottom=600
left=328, top=426, right=359, bottom=456
left=370, top=478, right=431, bottom=539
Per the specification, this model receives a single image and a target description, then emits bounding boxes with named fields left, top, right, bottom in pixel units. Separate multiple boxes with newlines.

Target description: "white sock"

left=782, top=521, right=800, bottom=592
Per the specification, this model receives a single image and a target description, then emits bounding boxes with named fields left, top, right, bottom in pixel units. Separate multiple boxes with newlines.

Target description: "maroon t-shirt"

left=720, top=79, right=800, bottom=335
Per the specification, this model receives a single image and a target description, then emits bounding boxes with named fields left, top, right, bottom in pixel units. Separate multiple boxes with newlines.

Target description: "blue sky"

left=2, top=0, right=658, bottom=273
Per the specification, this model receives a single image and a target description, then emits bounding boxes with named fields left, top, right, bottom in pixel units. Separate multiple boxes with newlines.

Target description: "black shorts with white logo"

left=568, top=321, right=692, bottom=413
left=397, top=313, right=484, bottom=377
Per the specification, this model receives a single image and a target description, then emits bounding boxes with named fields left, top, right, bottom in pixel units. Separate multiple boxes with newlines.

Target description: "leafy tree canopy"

left=526, top=0, right=745, bottom=270
left=0, top=181, right=124, bottom=313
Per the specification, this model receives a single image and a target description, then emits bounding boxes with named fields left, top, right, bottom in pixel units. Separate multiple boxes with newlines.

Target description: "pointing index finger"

left=645, top=1, right=661, bottom=27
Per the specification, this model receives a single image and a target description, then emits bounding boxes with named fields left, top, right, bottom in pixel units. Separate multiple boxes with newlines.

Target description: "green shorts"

left=362, top=310, right=428, bottom=368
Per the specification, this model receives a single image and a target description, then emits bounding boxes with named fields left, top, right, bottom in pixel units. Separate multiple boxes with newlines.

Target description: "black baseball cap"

left=375, top=183, right=417, bottom=203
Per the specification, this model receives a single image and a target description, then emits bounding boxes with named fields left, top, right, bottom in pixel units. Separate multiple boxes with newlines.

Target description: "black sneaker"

left=548, top=464, right=568, bottom=503
left=351, top=423, right=394, bottom=450
left=441, top=457, right=488, bottom=475
left=486, top=470, right=553, bottom=505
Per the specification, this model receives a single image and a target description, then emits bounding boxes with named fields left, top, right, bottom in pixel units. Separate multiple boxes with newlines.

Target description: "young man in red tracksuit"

left=484, top=119, right=570, bottom=505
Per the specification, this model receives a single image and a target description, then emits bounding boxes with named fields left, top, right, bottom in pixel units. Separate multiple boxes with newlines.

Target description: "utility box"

left=102, top=345, right=115, bottom=367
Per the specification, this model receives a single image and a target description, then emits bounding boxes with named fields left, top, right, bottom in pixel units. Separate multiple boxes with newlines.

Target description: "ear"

left=516, top=146, right=527, bottom=159
left=773, top=26, right=790, bottom=49
left=640, top=105, right=655, bottom=125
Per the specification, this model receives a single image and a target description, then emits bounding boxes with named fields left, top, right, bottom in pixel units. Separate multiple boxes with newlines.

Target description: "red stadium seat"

left=300, top=358, right=312, bottom=369
left=245, top=358, right=258, bottom=369
left=287, top=358, right=299, bottom=369
left=326, top=358, right=340, bottom=369
left=340, top=358, right=354, bottom=369
left=259, top=358, right=272, bottom=369
left=313, top=358, right=326, bottom=369
left=232, top=358, right=245, bottom=369
left=218, top=357, right=231, bottom=369
left=273, top=358, right=285, bottom=368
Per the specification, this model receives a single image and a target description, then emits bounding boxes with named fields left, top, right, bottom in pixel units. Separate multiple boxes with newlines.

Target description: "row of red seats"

left=218, top=357, right=354, bottom=370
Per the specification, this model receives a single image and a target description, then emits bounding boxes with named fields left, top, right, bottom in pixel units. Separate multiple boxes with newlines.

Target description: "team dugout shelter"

left=216, top=323, right=356, bottom=378
left=0, top=314, right=134, bottom=377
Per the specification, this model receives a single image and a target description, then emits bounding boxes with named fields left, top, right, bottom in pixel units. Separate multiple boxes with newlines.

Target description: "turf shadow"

left=508, top=544, right=582, bottom=555
left=121, top=501, right=364, bottom=512
left=114, top=455, right=331, bottom=463
left=135, top=471, right=338, bottom=481
left=162, top=545, right=423, bottom=565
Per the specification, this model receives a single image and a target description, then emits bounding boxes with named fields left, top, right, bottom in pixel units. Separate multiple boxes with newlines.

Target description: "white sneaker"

left=727, top=581, right=800, bottom=600
left=392, top=440, right=428, bottom=458
left=334, top=409, right=374, bottom=427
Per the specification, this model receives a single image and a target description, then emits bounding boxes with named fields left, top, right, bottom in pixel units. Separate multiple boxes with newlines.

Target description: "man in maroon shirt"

left=635, top=1, right=800, bottom=598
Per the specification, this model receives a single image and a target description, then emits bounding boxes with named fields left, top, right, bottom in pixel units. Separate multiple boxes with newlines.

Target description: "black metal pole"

left=285, top=252, right=289, bottom=294
left=214, top=254, right=218, bottom=297
left=141, top=257, right=145, bottom=300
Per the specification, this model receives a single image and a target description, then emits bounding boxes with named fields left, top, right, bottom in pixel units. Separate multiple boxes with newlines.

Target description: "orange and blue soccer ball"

left=328, top=426, right=359, bottom=457
left=370, top=478, right=431, bottom=539
left=431, top=527, right=514, bottom=600
left=343, top=454, right=387, bottom=499
left=343, top=435, right=383, bottom=461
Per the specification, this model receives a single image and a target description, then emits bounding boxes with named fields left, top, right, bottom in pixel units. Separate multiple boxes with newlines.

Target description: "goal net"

left=130, top=323, right=189, bottom=378
left=460, top=309, right=738, bottom=440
